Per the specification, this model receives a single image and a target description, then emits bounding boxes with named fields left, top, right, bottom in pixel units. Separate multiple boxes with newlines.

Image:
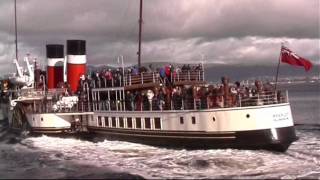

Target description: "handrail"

left=96, top=70, right=205, bottom=88
left=95, top=90, right=289, bottom=112
left=17, top=88, right=289, bottom=114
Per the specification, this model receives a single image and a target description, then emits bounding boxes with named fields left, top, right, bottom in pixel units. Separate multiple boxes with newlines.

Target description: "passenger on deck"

left=215, top=87, right=224, bottom=108
left=158, top=87, right=165, bottom=111
left=147, top=89, right=154, bottom=110
left=172, top=86, right=183, bottom=110
left=183, top=86, right=194, bottom=110
left=159, top=67, right=166, bottom=84
left=263, top=81, right=274, bottom=104
left=199, top=86, right=207, bottom=109
left=142, top=91, right=150, bottom=110
left=206, top=85, right=214, bottom=108
left=163, top=86, right=172, bottom=110
left=132, top=66, right=139, bottom=75
left=134, top=91, right=142, bottom=111
left=139, top=66, right=148, bottom=73
left=165, top=65, right=172, bottom=84
left=193, top=86, right=201, bottom=109
left=104, top=69, right=113, bottom=87
left=253, top=80, right=265, bottom=105
left=220, top=76, right=233, bottom=108
left=234, top=81, right=245, bottom=106
left=125, top=91, right=133, bottom=111
left=195, top=63, right=202, bottom=71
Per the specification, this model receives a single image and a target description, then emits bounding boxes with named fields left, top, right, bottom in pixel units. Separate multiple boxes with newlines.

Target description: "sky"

left=0, top=0, right=319, bottom=75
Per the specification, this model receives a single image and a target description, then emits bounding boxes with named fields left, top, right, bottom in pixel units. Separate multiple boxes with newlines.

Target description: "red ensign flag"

left=281, top=46, right=313, bottom=71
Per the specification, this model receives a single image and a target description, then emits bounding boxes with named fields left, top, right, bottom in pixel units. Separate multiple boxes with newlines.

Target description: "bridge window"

left=154, top=117, right=161, bottom=129
left=119, top=117, right=124, bottom=128
left=180, top=117, right=184, bottom=124
left=136, top=117, right=142, bottom=129
left=127, top=117, right=133, bottom=128
left=192, top=116, right=196, bottom=124
left=111, top=117, right=116, bottom=128
left=98, top=116, right=102, bottom=126
left=104, top=117, right=109, bottom=127
left=145, top=118, right=151, bottom=129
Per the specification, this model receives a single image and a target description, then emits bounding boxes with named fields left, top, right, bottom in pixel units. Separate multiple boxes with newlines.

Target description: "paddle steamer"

left=2, top=0, right=297, bottom=152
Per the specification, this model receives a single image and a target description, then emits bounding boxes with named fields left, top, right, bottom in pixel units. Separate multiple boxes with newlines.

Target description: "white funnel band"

left=67, top=55, right=86, bottom=64
left=48, top=58, right=64, bottom=67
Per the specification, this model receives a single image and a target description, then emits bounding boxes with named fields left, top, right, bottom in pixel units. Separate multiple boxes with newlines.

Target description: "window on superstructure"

left=111, top=117, right=116, bottom=128
left=104, top=117, right=109, bottom=127
left=127, top=117, right=133, bottom=128
left=154, top=117, right=161, bottom=129
left=98, top=116, right=102, bottom=126
left=119, top=117, right=124, bottom=128
left=180, top=117, right=184, bottom=124
left=192, top=116, right=196, bottom=124
left=145, top=118, right=151, bottom=129
left=136, top=118, right=142, bottom=129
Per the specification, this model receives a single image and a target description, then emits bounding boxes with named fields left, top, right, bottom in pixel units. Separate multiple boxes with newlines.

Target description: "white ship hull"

left=24, top=103, right=297, bottom=151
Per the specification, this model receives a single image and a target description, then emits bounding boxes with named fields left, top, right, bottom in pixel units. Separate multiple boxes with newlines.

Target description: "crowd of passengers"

left=60, top=79, right=281, bottom=111
left=120, top=76, right=281, bottom=111
left=86, top=63, right=204, bottom=87
left=54, top=64, right=283, bottom=110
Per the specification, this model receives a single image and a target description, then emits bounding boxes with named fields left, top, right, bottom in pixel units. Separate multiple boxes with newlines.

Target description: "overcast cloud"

left=0, top=0, right=319, bottom=75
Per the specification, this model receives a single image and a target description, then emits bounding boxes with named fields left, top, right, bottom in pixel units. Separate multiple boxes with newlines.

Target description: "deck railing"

left=93, top=90, right=289, bottom=112
left=93, top=70, right=205, bottom=88
left=21, top=89, right=288, bottom=114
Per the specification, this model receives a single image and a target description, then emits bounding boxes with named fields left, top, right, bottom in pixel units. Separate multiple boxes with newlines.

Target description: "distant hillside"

left=88, top=62, right=319, bottom=82
left=3, top=62, right=317, bottom=82
left=203, top=64, right=319, bottom=82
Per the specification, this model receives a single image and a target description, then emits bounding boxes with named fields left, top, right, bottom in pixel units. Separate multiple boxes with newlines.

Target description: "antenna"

left=137, top=0, right=143, bottom=68
left=14, top=0, right=18, bottom=61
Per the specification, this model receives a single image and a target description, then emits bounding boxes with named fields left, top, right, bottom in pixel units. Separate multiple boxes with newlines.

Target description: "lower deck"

left=12, top=102, right=297, bottom=151
left=87, top=125, right=297, bottom=151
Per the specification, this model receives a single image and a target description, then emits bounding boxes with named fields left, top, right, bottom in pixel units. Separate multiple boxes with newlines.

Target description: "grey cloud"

left=1, top=0, right=318, bottom=41
left=0, top=0, right=319, bottom=75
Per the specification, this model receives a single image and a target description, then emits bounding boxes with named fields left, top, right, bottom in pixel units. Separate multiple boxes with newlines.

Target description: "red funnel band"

left=47, top=66, right=64, bottom=89
left=67, top=64, right=86, bottom=92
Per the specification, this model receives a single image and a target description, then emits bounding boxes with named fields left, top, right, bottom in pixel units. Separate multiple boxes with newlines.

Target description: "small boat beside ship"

left=0, top=0, right=298, bottom=152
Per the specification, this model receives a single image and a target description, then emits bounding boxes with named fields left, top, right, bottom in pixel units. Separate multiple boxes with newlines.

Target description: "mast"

left=14, top=0, right=18, bottom=61
left=137, top=0, right=143, bottom=68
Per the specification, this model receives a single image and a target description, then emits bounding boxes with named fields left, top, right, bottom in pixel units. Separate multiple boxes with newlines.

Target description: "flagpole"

left=274, top=43, right=283, bottom=90
left=14, top=0, right=18, bottom=61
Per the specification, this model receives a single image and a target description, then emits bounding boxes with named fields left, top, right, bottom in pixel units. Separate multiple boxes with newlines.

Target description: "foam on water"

left=1, top=127, right=319, bottom=179
left=0, top=83, right=319, bottom=178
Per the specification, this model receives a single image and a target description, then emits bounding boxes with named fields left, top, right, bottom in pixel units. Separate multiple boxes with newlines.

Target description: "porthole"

left=41, top=117, right=43, bottom=121
left=212, top=117, right=216, bottom=122
left=246, top=114, right=250, bottom=118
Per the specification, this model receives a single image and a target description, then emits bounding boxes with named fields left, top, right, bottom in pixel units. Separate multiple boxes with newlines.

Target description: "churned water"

left=0, top=83, right=319, bottom=179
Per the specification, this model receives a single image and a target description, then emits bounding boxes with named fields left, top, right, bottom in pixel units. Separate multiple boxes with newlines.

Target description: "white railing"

left=93, top=70, right=205, bottom=88
left=95, top=90, right=289, bottom=112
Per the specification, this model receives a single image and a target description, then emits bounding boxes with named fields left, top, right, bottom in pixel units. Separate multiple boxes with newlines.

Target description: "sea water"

left=0, top=83, right=319, bottom=179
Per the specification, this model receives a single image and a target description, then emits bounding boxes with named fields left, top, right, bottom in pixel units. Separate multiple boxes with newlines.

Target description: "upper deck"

left=91, top=68, right=205, bottom=90
left=9, top=66, right=289, bottom=115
